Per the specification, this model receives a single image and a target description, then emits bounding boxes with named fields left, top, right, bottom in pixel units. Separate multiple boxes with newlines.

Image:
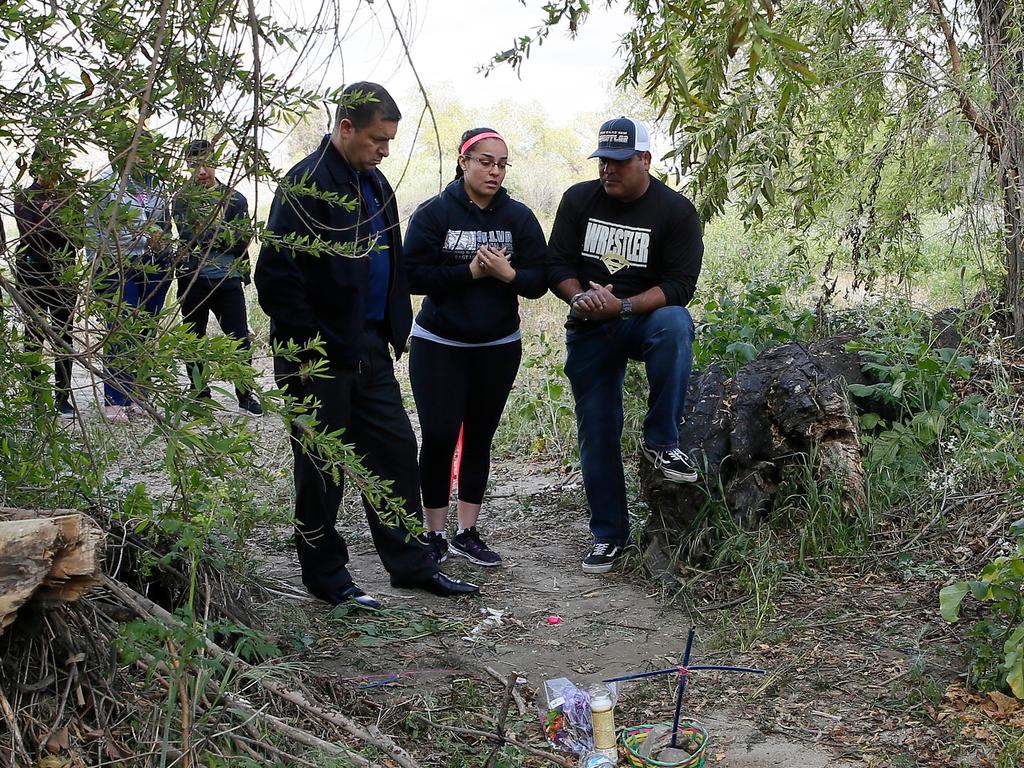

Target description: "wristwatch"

left=619, top=297, right=633, bottom=319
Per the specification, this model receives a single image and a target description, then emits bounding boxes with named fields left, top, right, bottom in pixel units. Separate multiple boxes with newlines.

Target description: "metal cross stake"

left=602, top=626, right=766, bottom=748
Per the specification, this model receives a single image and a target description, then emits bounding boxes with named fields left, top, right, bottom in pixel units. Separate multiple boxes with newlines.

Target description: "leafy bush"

left=940, top=519, right=1024, bottom=699
left=694, top=279, right=816, bottom=374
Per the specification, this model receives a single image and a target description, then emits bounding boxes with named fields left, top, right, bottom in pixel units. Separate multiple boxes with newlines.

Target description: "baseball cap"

left=588, top=116, right=651, bottom=160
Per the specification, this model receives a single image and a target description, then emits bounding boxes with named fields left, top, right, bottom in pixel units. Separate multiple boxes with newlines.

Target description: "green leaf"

left=726, top=341, right=758, bottom=363
left=1003, top=622, right=1024, bottom=698
left=773, top=33, right=813, bottom=54
left=939, top=582, right=970, bottom=622
left=781, top=57, right=820, bottom=84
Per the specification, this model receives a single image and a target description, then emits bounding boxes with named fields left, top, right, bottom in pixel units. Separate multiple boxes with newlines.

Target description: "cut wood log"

left=0, top=518, right=60, bottom=633
left=0, top=508, right=104, bottom=634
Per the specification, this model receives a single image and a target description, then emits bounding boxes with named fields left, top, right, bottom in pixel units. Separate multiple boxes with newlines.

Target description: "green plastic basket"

left=621, top=721, right=708, bottom=767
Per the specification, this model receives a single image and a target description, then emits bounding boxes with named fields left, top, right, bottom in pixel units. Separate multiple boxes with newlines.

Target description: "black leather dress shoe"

left=391, top=571, right=480, bottom=597
left=308, top=583, right=382, bottom=609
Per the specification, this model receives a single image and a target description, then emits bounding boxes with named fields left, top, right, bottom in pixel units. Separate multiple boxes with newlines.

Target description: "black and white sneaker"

left=237, top=393, right=263, bottom=415
left=642, top=446, right=699, bottom=483
left=425, top=531, right=449, bottom=564
left=582, top=542, right=623, bottom=574
left=449, top=527, right=502, bottom=567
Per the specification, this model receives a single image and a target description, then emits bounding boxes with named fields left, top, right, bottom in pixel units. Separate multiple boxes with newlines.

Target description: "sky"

left=283, top=0, right=635, bottom=126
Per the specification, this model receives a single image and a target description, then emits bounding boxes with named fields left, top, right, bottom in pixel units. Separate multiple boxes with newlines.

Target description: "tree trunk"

left=976, top=0, right=1024, bottom=344
left=640, top=339, right=868, bottom=566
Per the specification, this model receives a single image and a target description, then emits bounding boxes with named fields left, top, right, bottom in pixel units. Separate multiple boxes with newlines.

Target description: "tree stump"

left=0, top=508, right=104, bottom=634
left=640, top=308, right=966, bottom=572
left=641, top=339, right=872, bottom=568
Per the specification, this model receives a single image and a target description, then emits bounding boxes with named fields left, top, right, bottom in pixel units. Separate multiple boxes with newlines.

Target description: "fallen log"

left=641, top=309, right=966, bottom=571
left=0, top=508, right=104, bottom=634
left=641, top=341, right=866, bottom=567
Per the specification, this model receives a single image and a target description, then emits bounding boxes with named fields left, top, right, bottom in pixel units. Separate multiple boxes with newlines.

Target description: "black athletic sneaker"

left=449, top=527, right=502, bottom=567
left=642, top=445, right=699, bottom=483
left=238, top=393, right=263, bottom=415
left=426, top=531, right=449, bottom=564
left=57, top=401, right=75, bottom=420
left=582, top=542, right=622, bottom=574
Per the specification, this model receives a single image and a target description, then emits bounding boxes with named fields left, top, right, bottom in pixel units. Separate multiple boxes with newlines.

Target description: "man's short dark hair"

left=334, top=82, right=401, bottom=129
left=184, top=138, right=214, bottom=164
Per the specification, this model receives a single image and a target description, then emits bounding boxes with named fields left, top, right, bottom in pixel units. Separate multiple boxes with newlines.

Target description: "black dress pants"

left=178, top=275, right=254, bottom=401
left=274, top=327, right=436, bottom=592
left=16, top=264, right=75, bottom=408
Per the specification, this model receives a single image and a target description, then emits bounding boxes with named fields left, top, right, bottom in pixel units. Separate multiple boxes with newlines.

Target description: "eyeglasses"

left=462, top=154, right=511, bottom=171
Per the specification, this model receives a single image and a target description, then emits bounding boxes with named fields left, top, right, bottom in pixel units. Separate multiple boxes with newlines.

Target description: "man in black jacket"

left=547, top=117, right=704, bottom=575
left=255, top=82, right=479, bottom=607
left=174, top=139, right=262, bottom=414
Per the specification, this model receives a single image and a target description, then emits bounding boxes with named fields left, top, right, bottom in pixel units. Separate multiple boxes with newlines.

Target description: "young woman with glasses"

left=404, top=127, right=547, bottom=567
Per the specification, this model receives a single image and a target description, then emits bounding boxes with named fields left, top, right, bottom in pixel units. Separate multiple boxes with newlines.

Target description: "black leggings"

left=409, top=336, right=522, bottom=508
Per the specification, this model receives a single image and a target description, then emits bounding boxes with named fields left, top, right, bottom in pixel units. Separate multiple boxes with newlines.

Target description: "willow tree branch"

left=925, top=0, right=1002, bottom=162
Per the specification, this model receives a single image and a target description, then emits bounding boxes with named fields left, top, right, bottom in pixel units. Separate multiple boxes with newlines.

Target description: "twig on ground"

left=484, top=672, right=518, bottom=768
left=221, top=691, right=383, bottom=768
left=134, top=647, right=383, bottom=768
left=484, top=666, right=527, bottom=716
left=413, top=714, right=575, bottom=768
left=0, top=682, right=32, bottom=766
left=102, top=575, right=420, bottom=768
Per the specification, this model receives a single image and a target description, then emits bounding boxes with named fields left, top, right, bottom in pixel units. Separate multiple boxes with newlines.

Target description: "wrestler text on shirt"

left=582, top=218, right=651, bottom=270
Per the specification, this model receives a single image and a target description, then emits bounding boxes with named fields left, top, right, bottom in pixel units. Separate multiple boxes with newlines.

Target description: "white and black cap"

left=588, top=116, right=651, bottom=160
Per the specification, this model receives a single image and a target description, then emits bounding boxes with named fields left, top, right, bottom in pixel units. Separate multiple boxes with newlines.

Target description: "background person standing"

left=12, top=141, right=82, bottom=418
left=173, top=139, right=261, bottom=414
left=88, top=128, right=173, bottom=423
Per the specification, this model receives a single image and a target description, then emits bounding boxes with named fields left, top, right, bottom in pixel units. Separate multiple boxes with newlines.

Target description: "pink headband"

left=460, top=131, right=505, bottom=155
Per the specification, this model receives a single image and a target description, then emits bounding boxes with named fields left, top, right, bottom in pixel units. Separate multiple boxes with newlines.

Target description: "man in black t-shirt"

left=547, top=117, right=704, bottom=574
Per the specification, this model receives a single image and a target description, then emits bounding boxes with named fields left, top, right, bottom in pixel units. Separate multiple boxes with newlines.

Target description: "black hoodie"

left=404, top=180, right=547, bottom=344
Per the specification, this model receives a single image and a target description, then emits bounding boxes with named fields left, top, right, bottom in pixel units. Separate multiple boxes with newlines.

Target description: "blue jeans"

left=102, top=271, right=170, bottom=406
left=564, top=306, right=695, bottom=545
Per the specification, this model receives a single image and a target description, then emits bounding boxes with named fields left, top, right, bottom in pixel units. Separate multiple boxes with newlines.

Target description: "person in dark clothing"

left=173, top=139, right=261, bottom=414
left=13, top=141, right=82, bottom=418
left=254, top=81, right=479, bottom=608
left=547, top=116, right=705, bottom=574
left=405, top=127, right=547, bottom=567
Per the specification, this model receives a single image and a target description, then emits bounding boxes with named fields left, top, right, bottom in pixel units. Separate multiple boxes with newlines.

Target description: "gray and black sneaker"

left=238, top=393, right=263, bottom=415
left=425, top=531, right=449, bottom=564
left=642, top=445, right=698, bottom=483
left=582, top=542, right=622, bottom=574
left=449, top=527, right=502, bottom=567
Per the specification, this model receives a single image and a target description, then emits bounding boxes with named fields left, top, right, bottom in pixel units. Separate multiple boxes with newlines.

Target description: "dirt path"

left=261, top=458, right=868, bottom=767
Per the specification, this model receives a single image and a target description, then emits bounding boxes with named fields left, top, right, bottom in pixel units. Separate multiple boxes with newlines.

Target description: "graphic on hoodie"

left=581, top=217, right=651, bottom=271
left=443, top=229, right=514, bottom=259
